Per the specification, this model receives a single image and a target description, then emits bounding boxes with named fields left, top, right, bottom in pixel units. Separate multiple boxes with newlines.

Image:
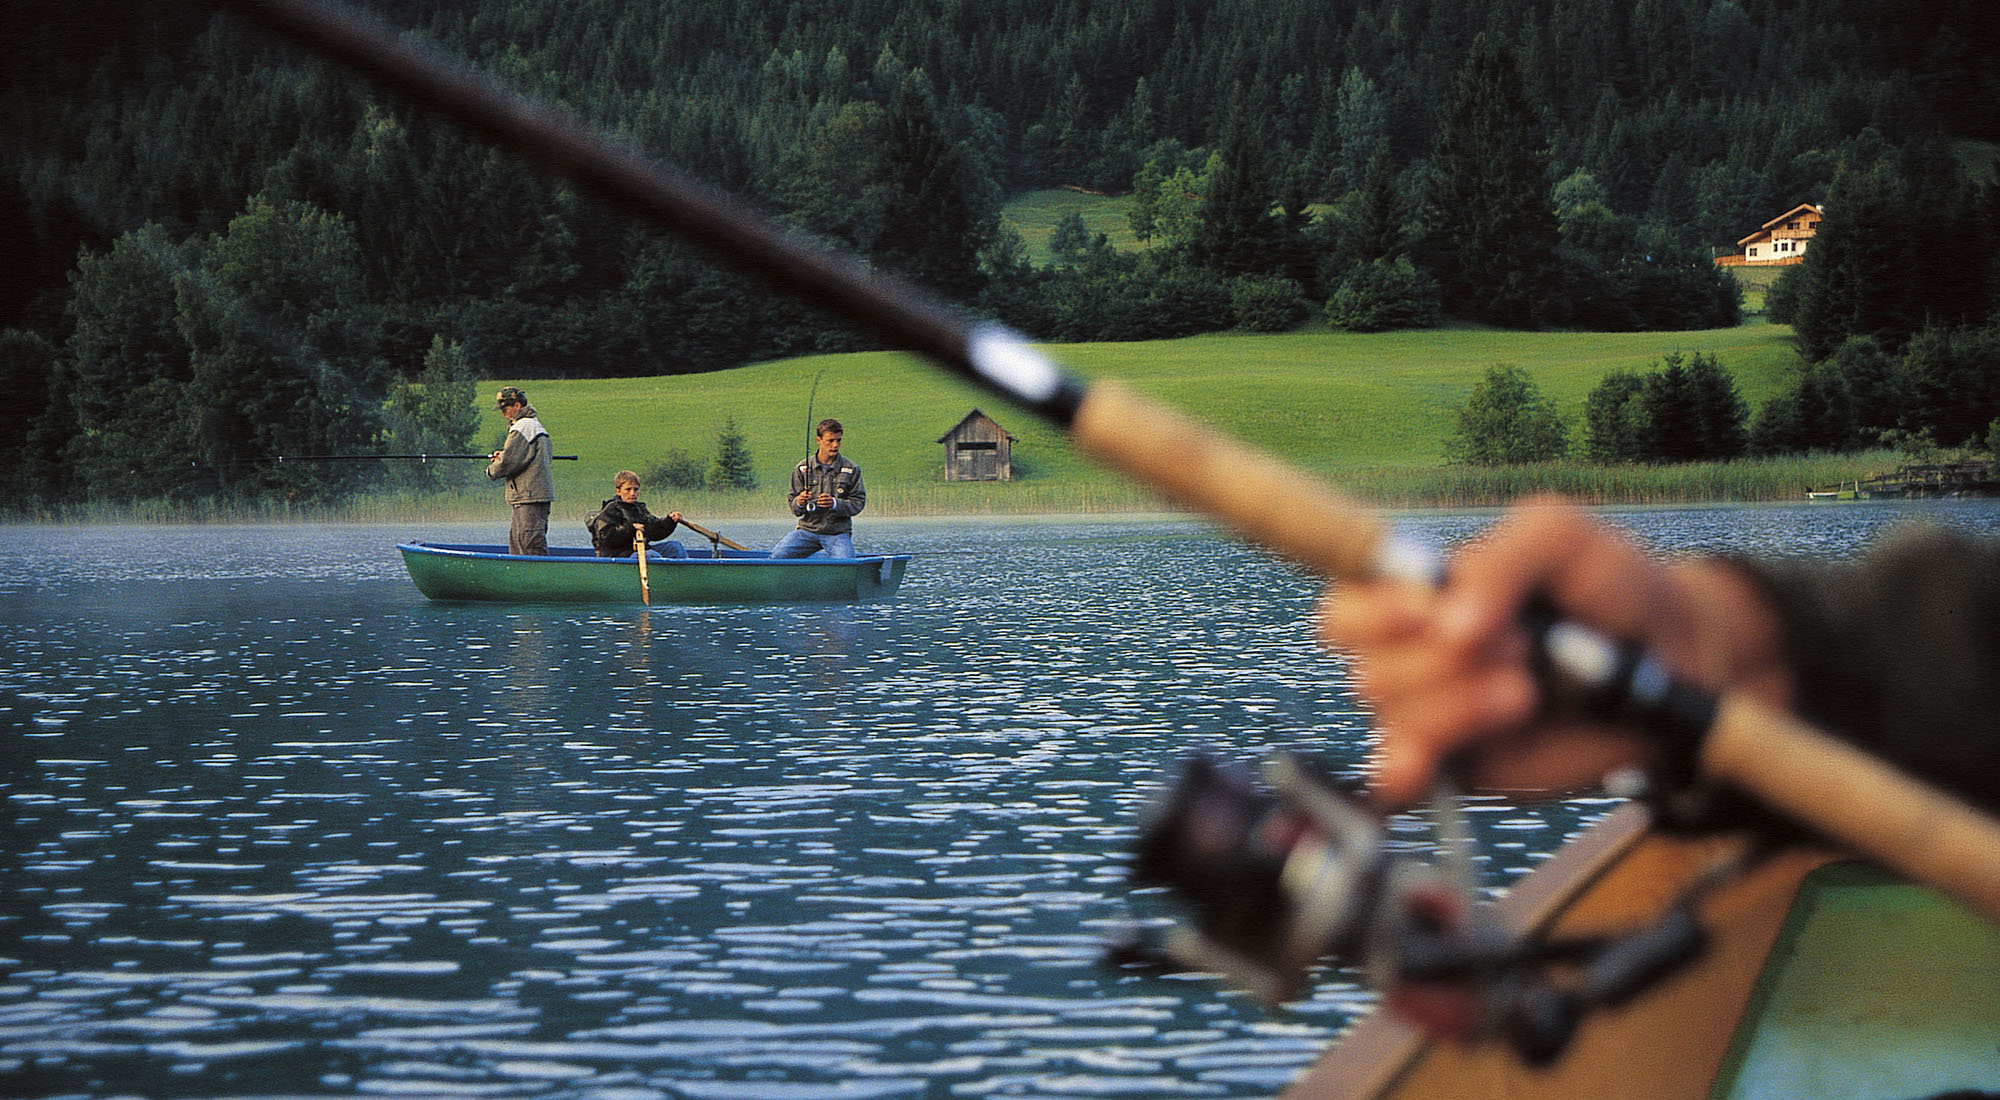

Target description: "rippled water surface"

left=6, top=502, right=1999, bottom=1099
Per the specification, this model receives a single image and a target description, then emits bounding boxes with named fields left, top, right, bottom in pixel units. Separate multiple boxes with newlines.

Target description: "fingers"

left=1322, top=577, right=1538, bottom=808
left=1439, top=498, right=1664, bottom=650
left=1322, top=499, right=1676, bottom=808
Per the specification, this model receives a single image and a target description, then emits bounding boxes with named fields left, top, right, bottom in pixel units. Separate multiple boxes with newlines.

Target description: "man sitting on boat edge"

left=772, top=418, right=866, bottom=559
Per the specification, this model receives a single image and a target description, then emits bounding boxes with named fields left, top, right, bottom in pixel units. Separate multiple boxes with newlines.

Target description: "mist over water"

left=5, top=503, right=1996, bottom=1099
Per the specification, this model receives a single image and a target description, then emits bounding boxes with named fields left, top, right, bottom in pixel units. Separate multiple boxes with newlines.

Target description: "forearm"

left=487, top=438, right=530, bottom=479
left=1743, top=525, right=2000, bottom=815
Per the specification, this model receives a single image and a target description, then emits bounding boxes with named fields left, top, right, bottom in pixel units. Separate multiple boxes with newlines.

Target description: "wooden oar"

left=633, top=527, right=651, bottom=605
left=678, top=517, right=749, bottom=552
left=223, top=0, right=2000, bottom=924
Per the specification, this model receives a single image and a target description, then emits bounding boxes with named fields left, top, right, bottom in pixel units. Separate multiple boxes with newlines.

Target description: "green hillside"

left=1724, top=265, right=1790, bottom=316
left=489, top=322, right=1803, bottom=518
left=1001, top=189, right=1145, bottom=265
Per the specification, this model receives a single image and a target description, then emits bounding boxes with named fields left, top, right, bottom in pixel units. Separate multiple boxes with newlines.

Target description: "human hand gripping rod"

left=225, top=0, right=2000, bottom=922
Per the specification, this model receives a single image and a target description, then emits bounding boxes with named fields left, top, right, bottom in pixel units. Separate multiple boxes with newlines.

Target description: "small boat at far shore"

left=396, top=542, right=911, bottom=604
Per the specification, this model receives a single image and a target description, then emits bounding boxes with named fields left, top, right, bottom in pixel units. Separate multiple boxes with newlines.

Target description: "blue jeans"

left=769, top=528, right=855, bottom=559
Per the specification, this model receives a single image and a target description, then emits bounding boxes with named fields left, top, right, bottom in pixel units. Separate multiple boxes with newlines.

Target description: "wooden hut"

left=937, top=408, right=1016, bottom=481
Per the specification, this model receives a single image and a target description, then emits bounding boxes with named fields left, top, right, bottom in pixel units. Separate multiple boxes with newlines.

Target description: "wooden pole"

left=678, top=518, right=750, bottom=553
left=1704, top=695, right=2000, bottom=920
left=634, top=528, right=650, bottom=606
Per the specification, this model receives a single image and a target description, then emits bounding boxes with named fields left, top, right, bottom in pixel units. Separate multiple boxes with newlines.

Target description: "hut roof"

left=936, top=408, right=1016, bottom=443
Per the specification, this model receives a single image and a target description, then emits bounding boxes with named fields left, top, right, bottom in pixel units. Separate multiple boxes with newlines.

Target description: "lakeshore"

left=11, top=447, right=1933, bottom=526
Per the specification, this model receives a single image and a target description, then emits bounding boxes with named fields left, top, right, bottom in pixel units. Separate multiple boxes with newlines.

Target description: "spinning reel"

left=1110, top=751, right=1729, bottom=1065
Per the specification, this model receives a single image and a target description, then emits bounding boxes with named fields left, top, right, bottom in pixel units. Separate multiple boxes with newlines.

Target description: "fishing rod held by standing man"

left=276, top=453, right=580, bottom=462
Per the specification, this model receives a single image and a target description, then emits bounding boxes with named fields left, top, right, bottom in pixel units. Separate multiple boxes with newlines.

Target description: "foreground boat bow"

left=1284, top=804, right=2000, bottom=1100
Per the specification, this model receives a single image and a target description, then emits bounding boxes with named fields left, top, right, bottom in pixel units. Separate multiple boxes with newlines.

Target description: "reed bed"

left=15, top=452, right=1905, bottom=525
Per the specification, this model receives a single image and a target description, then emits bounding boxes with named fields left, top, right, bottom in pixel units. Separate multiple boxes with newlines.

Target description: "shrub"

left=1326, top=256, right=1441, bottom=332
left=1229, top=274, right=1309, bottom=332
left=642, top=446, right=709, bottom=490
left=1445, top=364, right=1569, bottom=465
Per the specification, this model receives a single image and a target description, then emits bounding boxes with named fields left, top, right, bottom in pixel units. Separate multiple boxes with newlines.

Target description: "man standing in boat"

left=772, top=418, right=865, bottom=559
left=486, top=386, right=555, bottom=556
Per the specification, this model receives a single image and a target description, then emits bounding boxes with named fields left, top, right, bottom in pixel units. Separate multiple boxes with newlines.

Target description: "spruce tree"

left=872, top=73, right=996, bottom=304
left=705, top=416, right=756, bottom=491
left=1188, top=103, right=1283, bottom=278
left=1424, top=33, right=1564, bottom=327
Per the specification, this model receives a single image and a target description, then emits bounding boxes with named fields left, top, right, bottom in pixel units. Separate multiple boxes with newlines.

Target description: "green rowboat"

left=396, top=542, right=910, bottom=604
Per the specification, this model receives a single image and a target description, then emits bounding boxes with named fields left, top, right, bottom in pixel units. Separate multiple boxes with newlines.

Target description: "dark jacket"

left=788, top=453, right=865, bottom=536
left=1746, top=524, right=2000, bottom=817
left=587, top=498, right=679, bottom=557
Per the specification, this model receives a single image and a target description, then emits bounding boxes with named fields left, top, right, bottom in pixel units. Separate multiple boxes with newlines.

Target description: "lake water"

left=7, top=501, right=2000, bottom=1100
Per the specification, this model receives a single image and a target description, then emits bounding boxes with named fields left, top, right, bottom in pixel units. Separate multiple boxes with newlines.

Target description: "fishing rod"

left=805, top=364, right=831, bottom=451
left=222, top=0, right=2000, bottom=963
left=275, top=453, right=580, bottom=461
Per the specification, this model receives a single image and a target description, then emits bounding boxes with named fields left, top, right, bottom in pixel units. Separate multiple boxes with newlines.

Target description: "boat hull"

left=1281, top=803, right=2000, bottom=1100
left=396, top=543, right=910, bottom=604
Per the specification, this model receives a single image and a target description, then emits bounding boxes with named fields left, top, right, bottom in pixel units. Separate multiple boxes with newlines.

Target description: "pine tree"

left=1331, top=67, right=1388, bottom=196
left=1640, top=351, right=1746, bottom=462
left=1424, top=33, right=1564, bottom=327
left=1791, top=156, right=1906, bottom=363
left=1188, top=104, right=1283, bottom=278
left=871, top=73, right=997, bottom=304
left=705, top=416, right=756, bottom=491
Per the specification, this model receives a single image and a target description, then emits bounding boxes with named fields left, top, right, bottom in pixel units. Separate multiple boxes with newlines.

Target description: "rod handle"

left=1704, top=693, right=2000, bottom=922
left=1071, top=380, right=1393, bottom=581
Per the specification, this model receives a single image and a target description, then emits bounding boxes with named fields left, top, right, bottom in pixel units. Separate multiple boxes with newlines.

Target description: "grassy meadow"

left=117, top=188, right=1890, bottom=525
left=1726, top=263, right=1789, bottom=315
left=999, top=188, right=1146, bottom=265
left=435, top=318, right=1906, bottom=525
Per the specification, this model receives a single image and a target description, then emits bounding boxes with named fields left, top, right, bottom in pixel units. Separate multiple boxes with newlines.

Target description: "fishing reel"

left=1108, top=751, right=1714, bottom=1065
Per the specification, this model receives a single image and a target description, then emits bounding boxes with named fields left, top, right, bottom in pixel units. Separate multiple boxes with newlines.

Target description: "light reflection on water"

left=5, top=502, right=1999, bottom=1099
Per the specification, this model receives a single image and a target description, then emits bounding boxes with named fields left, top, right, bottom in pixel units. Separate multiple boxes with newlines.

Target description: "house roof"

left=936, top=407, right=1016, bottom=444
left=1737, top=202, right=1824, bottom=247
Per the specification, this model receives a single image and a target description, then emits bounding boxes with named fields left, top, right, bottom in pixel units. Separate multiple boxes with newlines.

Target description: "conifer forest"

left=1, top=0, right=1995, bottom=504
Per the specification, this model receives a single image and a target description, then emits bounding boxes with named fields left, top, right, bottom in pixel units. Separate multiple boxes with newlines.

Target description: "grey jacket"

left=788, top=453, right=865, bottom=535
left=486, top=407, right=555, bottom=505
